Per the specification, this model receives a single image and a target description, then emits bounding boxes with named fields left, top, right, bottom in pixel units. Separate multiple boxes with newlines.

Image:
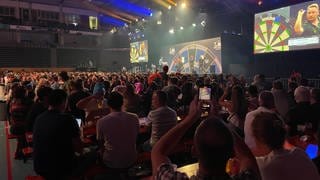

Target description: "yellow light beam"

left=153, top=0, right=171, bottom=9
left=165, top=0, right=177, bottom=6
left=80, top=0, right=132, bottom=23
left=108, top=8, right=139, bottom=21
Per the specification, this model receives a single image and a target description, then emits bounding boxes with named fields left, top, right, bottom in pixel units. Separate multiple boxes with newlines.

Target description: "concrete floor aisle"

left=0, top=121, right=36, bottom=180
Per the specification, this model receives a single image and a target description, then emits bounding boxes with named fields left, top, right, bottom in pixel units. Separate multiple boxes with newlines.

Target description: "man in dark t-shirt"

left=33, top=89, right=80, bottom=179
left=294, top=3, right=320, bottom=36
left=26, top=86, right=52, bottom=132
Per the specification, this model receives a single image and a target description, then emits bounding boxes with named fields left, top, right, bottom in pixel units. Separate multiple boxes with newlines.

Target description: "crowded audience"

left=0, top=68, right=320, bottom=180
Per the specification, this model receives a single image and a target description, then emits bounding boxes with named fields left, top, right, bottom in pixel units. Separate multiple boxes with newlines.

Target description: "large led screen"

left=160, top=37, right=222, bottom=74
left=130, top=40, right=148, bottom=63
left=254, top=1, right=320, bottom=54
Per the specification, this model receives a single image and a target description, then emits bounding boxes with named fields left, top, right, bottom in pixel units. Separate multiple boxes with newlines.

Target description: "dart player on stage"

left=294, top=3, right=320, bottom=36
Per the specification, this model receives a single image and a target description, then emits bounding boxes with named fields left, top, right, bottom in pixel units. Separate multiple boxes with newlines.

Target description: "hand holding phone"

left=76, top=118, right=82, bottom=128
left=199, top=87, right=211, bottom=117
left=199, top=87, right=211, bottom=101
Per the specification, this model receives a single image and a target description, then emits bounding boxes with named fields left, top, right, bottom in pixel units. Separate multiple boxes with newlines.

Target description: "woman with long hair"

left=220, top=85, right=248, bottom=136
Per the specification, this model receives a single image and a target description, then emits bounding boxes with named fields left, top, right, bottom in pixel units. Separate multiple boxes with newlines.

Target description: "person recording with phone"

left=151, top=96, right=260, bottom=180
left=294, top=3, right=320, bottom=36
left=199, top=86, right=212, bottom=117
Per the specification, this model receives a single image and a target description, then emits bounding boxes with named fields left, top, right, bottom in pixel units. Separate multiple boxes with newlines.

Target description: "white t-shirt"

left=256, top=148, right=320, bottom=180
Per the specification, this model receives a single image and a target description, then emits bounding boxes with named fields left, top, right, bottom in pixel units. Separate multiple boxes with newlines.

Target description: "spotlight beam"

left=105, top=0, right=153, bottom=17
left=80, top=0, right=131, bottom=23
left=101, top=15, right=126, bottom=27
left=153, top=0, right=171, bottom=9
left=165, top=0, right=177, bottom=6
left=104, top=6, right=139, bottom=21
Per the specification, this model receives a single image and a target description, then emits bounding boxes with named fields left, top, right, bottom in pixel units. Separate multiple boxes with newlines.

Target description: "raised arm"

left=76, top=94, right=98, bottom=110
left=294, top=9, right=306, bottom=35
left=151, top=96, right=201, bottom=175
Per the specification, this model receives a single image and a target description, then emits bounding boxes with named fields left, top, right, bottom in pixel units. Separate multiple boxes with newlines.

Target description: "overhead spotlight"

left=150, top=13, right=153, bottom=17
left=135, top=18, right=139, bottom=22
left=180, top=26, right=184, bottom=30
left=157, top=20, right=162, bottom=25
left=169, top=28, right=175, bottom=34
left=168, top=5, right=172, bottom=10
left=192, top=23, right=196, bottom=27
left=142, top=18, right=145, bottom=22
left=200, top=20, right=206, bottom=27
left=181, top=2, right=187, bottom=8
left=258, top=1, right=263, bottom=6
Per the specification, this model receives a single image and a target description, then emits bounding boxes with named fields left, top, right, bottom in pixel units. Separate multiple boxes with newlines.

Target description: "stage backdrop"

left=160, top=37, right=222, bottom=74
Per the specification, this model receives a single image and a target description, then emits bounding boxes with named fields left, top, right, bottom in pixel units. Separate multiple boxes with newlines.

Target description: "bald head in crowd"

left=294, top=86, right=310, bottom=103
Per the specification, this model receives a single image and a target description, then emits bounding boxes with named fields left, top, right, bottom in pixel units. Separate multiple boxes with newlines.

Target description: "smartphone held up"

left=199, top=87, right=211, bottom=117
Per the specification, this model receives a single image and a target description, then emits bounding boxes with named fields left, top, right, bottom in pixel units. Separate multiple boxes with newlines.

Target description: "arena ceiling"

left=20, top=0, right=311, bottom=14
left=19, top=0, right=309, bottom=26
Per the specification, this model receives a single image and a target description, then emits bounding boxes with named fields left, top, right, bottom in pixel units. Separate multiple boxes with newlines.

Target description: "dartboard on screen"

left=254, top=14, right=291, bottom=53
left=170, top=44, right=221, bottom=74
left=162, top=38, right=222, bottom=74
